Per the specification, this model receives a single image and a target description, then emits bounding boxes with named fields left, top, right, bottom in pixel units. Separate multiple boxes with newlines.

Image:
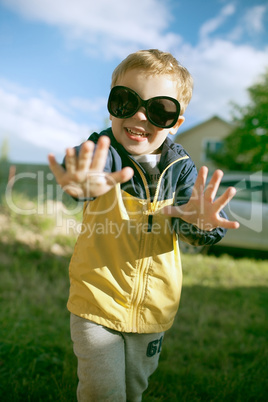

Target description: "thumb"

left=109, top=167, right=134, bottom=185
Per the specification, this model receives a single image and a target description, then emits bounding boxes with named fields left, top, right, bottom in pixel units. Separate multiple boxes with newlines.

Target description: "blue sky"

left=0, top=0, right=267, bottom=163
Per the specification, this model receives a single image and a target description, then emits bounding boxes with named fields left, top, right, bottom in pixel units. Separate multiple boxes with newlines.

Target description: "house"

left=174, top=115, right=233, bottom=170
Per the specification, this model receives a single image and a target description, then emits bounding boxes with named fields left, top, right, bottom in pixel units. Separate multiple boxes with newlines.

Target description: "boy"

left=48, top=49, right=239, bottom=401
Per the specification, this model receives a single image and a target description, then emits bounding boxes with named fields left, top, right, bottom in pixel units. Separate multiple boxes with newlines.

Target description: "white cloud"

left=176, top=3, right=268, bottom=126
left=199, top=3, right=236, bottom=40
left=0, top=84, right=92, bottom=159
left=0, top=0, right=182, bottom=58
left=178, top=38, right=268, bottom=124
left=243, top=5, right=267, bottom=34
left=228, top=4, right=268, bottom=41
left=0, top=0, right=267, bottom=159
left=69, top=97, right=107, bottom=114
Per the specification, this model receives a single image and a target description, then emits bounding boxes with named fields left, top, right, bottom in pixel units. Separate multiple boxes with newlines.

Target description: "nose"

left=133, top=107, right=148, bottom=121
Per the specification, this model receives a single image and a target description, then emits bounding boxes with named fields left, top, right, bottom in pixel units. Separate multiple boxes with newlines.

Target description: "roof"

left=175, top=115, right=233, bottom=141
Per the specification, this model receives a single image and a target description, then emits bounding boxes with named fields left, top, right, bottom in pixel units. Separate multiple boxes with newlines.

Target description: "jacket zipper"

left=130, top=154, right=189, bottom=215
left=128, top=155, right=189, bottom=332
left=129, top=160, right=153, bottom=232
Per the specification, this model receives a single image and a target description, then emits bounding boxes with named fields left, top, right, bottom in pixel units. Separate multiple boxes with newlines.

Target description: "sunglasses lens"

left=108, top=86, right=180, bottom=128
left=148, top=99, right=178, bottom=128
left=108, top=87, right=138, bottom=118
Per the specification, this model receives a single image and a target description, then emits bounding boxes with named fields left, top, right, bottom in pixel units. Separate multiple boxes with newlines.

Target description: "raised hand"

left=162, top=166, right=240, bottom=231
left=48, top=136, right=134, bottom=199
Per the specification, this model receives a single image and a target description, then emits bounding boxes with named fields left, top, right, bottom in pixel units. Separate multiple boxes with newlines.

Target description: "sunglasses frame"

left=108, top=86, right=181, bottom=129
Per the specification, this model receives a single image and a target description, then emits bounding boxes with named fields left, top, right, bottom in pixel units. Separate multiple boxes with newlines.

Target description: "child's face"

left=109, top=68, right=184, bottom=155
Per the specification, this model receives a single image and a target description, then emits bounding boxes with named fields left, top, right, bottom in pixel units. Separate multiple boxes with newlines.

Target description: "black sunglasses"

left=107, top=86, right=181, bottom=129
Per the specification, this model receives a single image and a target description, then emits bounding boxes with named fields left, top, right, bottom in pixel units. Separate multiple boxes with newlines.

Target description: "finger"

left=48, top=154, right=66, bottom=181
left=205, top=169, right=223, bottom=202
left=108, top=167, right=134, bottom=186
left=191, top=166, right=208, bottom=199
left=214, top=186, right=237, bottom=211
left=78, top=141, right=94, bottom=171
left=216, top=216, right=240, bottom=230
left=48, top=153, right=56, bottom=166
left=83, top=167, right=134, bottom=198
left=90, top=136, right=111, bottom=171
left=65, top=147, right=77, bottom=174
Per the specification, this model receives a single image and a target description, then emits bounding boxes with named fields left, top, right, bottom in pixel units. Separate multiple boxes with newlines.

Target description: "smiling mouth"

left=126, top=128, right=149, bottom=137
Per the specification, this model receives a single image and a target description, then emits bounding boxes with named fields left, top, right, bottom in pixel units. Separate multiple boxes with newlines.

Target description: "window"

left=203, top=140, right=223, bottom=161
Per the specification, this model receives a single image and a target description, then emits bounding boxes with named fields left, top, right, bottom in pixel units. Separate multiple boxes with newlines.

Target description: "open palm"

left=162, top=166, right=239, bottom=231
left=48, top=136, right=134, bottom=199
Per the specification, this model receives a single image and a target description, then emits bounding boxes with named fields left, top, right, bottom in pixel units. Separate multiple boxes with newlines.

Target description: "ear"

left=169, top=116, right=185, bottom=135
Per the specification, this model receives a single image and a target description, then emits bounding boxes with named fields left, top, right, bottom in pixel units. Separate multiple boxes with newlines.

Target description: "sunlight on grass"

left=144, top=254, right=268, bottom=401
left=0, top=192, right=82, bottom=255
left=0, top=195, right=267, bottom=401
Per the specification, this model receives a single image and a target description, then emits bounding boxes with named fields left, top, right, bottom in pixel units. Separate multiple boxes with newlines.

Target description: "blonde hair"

left=111, top=49, right=193, bottom=115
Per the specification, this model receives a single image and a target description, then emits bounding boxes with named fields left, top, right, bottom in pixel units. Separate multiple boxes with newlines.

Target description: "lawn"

left=0, top=194, right=267, bottom=401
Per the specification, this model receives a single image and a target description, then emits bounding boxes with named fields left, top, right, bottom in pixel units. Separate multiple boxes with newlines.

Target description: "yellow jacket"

left=67, top=129, right=226, bottom=333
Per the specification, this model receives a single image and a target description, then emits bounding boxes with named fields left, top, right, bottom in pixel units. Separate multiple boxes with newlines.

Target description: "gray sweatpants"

left=70, top=313, right=164, bottom=402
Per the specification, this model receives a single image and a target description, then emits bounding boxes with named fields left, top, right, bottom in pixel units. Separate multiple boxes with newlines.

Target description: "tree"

left=0, top=137, right=10, bottom=163
left=211, top=69, right=268, bottom=172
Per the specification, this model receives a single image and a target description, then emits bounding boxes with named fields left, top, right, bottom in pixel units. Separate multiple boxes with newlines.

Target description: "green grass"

left=0, top=245, right=77, bottom=401
left=0, top=160, right=78, bottom=208
left=144, top=254, right=268, bottom=401
left=0, top=195, right=267, bottom=401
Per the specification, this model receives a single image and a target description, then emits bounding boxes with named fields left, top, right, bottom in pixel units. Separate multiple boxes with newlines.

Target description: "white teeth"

left=127, top=128, right=148, bottom=137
